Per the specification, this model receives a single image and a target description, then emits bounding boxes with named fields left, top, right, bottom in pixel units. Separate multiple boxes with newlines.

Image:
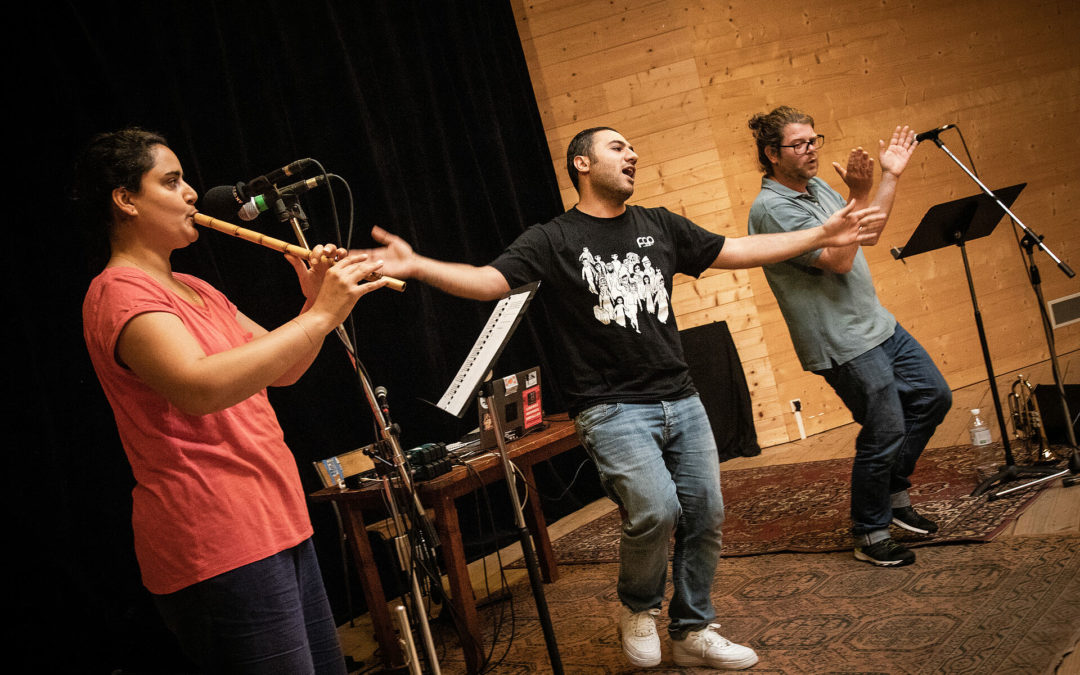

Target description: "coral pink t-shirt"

left=83, top=267, right=313, bottom=594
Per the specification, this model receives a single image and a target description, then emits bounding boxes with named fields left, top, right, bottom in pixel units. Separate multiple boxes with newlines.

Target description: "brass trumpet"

left=1008, top=375, right=1055, bottom=463
left=193, top=212, right=405, bottom=292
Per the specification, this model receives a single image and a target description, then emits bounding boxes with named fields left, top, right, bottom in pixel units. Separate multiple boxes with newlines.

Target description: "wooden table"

left=309, top=419, right=579, bottom=673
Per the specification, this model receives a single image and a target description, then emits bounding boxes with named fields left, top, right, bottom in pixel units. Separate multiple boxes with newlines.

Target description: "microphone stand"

left=924, top=131, right=1078, bottom=498
left=986, top=233, right=1080, bottom=500
left=360, top=380, right=442, bottom=674
left=282, top=194, right=442, bottom=673
left=327, top=314, right=442, bottom=674
left=273, top=194, right=312, bottom=252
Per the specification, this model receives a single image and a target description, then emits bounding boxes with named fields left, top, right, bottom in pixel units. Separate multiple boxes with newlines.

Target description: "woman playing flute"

left=75, top=127, right=385, bottom=674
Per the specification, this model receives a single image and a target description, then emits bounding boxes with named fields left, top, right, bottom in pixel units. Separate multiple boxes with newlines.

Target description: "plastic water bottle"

left=969, top=408, right=995, bottom=472
left=969, top=408, right=992, bottom=446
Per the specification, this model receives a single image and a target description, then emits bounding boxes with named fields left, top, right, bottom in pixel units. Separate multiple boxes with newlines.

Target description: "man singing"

left=747, top=106, right=952, bottom=567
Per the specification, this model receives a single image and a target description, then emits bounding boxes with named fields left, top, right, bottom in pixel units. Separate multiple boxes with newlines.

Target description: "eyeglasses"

left=777, top=134, right=825, bottom=155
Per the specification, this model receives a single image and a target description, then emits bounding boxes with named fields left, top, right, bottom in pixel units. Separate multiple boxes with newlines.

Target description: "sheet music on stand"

left=436, top=281, right=540, bottom=418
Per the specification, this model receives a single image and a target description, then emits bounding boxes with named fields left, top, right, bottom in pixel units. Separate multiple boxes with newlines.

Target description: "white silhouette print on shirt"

left=581, top=247, right=669, bottom=332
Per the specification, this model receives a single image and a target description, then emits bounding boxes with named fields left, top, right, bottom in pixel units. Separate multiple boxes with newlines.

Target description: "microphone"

left=374, top=386, right=391, bottom=418
left=200, top=184, right=248, bottom=221
left=237, top=175, right=329, bottom=221
left=240, top=159, right=313, bottom=200
left=201, top=175, right=329, bottom=222
left=914, top=124, right=956, bottom=143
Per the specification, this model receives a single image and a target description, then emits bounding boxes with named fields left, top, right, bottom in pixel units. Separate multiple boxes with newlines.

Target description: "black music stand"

left=435, top=281, right=564, bottom=675
left=895, top=184, right=1059, bottom=496
left=894, top=184, right=1024, bottom=259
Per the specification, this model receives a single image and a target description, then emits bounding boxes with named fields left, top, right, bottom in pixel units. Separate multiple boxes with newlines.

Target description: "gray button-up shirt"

left=748, top=176, right=895, bottom=372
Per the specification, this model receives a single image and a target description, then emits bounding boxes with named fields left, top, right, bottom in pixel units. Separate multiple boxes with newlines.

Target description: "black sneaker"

left=854, top=538, right=915, bottom=566
left=892, top=506, right=939, bottom=534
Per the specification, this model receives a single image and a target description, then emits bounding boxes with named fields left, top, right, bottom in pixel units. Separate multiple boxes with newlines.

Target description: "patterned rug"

left=529, top=442, right=1059, bottom=564
left=436, top=535, right=1080, bottom=674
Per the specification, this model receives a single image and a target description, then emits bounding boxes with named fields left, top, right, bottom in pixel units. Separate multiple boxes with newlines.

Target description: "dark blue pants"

left=817, top=325, right=952, bottom=544
left=153, top=538, right=346, bottom=675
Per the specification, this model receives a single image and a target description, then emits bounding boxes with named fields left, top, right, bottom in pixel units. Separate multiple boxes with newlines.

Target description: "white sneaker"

left=618, top=606, right=661, bottom=667
left=672, top=623, right=758, bottom=670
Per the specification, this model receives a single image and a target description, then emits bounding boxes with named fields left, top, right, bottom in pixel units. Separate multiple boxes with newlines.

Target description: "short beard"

left=591, top=170, right=634, bottom=204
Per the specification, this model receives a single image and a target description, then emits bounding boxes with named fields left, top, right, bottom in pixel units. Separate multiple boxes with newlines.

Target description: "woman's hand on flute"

left=286, top=243, right=346, bottom=305
left=288, top=242, right=404, bottom=297
left=304, top=251, right=388, bottom=330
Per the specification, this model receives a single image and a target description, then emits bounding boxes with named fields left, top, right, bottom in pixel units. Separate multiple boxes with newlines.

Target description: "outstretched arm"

left=351, top=226, right=510, bottom=301
left=714, top=202, right=884, bottom=270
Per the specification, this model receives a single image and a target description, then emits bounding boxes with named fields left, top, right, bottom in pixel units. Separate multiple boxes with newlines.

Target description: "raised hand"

left=878, top=125, right=917, bottom=177
left=832, top=147, right=874, bottom=201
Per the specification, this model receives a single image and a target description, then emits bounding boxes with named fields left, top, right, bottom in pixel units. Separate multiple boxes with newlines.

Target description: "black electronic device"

left=405, top=442, right=452, bottom=481
left=478, top=367, right=543, bottom=450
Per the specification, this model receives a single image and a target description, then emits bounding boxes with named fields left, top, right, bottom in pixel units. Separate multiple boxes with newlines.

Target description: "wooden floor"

left=339, top=349, right=1080, bottom=673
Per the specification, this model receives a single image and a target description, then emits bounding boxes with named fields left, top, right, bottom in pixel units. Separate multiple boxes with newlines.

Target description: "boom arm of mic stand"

left=930, top=138, right=1074, bottom=278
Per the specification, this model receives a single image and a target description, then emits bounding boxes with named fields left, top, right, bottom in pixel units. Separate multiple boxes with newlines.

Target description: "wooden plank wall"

left=510, top=0, right=1080, bottom=447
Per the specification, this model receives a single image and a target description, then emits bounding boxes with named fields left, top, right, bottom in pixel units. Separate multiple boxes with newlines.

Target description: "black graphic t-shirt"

left=491, top=205, right=725, bottom=416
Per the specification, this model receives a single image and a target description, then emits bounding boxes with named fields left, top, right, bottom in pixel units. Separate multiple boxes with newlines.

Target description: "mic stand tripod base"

left=1065, top=450, right=1080, bottom=488
left=973, top=461, right=1063, bottom=500
left=988, top=449, right=1080, bottom=500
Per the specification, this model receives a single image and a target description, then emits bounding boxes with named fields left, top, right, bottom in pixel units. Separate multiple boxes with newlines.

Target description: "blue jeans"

left=574, top=395, right=724, bottom=638
left=817, top=324, right=952, bottom=544
left=153, top=538, right=347, bottom=675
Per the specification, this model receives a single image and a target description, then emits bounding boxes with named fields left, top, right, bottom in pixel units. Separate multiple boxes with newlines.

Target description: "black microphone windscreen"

left=914, top=124, right=955, bottom=143
left=200, top=185, right=244, bottom=221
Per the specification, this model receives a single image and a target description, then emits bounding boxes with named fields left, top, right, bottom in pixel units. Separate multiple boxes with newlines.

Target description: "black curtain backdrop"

left=12, top=2, right=607, bottom=672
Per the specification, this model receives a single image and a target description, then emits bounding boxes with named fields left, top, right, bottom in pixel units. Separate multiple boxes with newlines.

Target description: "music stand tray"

left=895, top=183, right=1025, bottom=259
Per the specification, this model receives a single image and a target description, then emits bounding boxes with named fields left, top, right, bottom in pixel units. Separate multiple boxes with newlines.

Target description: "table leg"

left=342, top=505, right=403, bottom=669
left=432, top=493, right=484, bottom=674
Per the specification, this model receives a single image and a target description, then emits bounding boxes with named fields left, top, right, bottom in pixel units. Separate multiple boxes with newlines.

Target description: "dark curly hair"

left=747, top=107, right=814, bottom=176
